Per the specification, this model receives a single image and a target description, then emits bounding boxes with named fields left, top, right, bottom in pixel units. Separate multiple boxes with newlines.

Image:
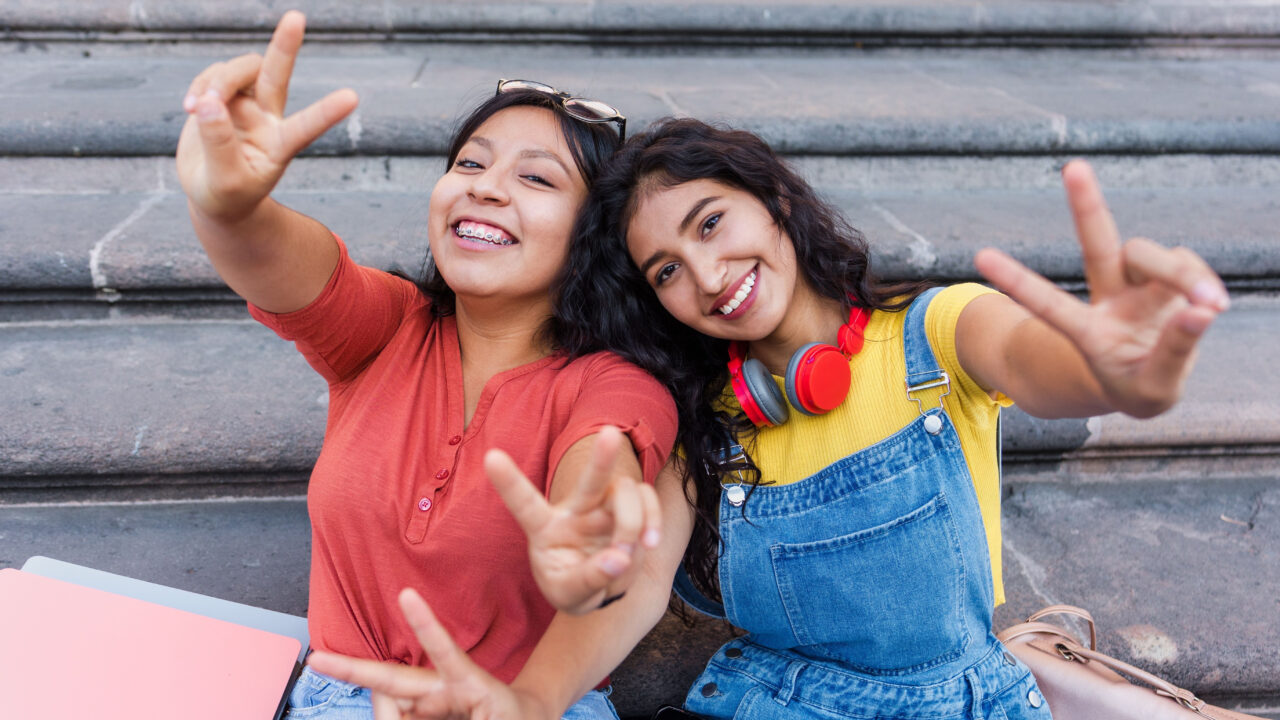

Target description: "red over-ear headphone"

left=727, top=306, right=870, bottom=427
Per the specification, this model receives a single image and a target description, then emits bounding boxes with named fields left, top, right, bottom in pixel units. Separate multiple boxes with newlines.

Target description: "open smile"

left=714, top=267, right=758, bottom=317
left=453, top=219, right=517, bottom=247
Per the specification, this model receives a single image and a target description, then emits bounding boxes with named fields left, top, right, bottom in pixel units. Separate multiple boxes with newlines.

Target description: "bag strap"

left=1054, top=640, right=1225, bottom=720
left=1023, top=604, right=1097, bottom=650
left=995, top=620, right=1080, bottom=648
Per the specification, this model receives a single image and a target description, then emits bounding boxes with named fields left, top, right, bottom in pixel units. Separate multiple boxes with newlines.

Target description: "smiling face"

left=427, top=105, right=589, bottom=310
left=626, top=177, right=806, bottom=345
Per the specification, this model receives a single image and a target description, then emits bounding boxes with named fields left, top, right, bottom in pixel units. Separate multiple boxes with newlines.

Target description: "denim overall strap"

left=903, top=286, right=948, bottom=423
left=673, top=565, right=727, bottom=619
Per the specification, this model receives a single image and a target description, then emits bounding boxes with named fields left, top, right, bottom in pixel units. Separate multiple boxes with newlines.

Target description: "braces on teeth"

left=456, top=225, right=513, bottom=245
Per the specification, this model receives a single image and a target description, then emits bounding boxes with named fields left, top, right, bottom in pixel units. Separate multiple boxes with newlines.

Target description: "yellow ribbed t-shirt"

left=719, top=283, right=1011, bottom=605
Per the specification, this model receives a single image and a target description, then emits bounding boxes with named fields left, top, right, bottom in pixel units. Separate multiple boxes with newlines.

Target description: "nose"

left=688, top=251, right=728, bottom=296
left=467, top=167, right=510, bottom=205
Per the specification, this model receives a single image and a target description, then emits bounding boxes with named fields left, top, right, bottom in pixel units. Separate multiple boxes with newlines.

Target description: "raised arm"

left=965, top=159, right=1229, bottom=419
left=176, top=10, right=358, bottom=312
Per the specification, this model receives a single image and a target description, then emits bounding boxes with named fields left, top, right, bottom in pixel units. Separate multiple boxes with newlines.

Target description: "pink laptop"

left=0, top=568, right=301, bottom=719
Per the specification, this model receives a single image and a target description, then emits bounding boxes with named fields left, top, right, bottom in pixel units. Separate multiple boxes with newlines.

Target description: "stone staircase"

left=2, top=2, right=1278, bottom=717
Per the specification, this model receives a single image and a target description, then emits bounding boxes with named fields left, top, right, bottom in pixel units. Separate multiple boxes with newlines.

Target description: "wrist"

left=510, top=686, right=557, bottom=720
left=187, top=194, right=278, bottom=230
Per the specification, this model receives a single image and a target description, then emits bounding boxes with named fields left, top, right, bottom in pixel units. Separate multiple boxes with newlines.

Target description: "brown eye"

left=700, top=213, right=722, bottom=237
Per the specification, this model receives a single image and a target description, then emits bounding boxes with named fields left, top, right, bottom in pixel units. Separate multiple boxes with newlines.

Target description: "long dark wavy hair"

left=556, top=118, right=932, bottom=603
left=409, top=87, right=623, bottom=347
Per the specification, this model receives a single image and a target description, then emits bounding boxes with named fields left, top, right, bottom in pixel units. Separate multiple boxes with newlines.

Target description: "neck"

left=454, top=295, right=556, bottom=374
left=749, top=284, right=848, bottom=376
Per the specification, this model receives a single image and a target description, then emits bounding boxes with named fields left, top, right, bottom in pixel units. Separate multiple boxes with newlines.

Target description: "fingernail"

left=601, top=554, right=628, bottom=577
left=183, top=94, right=196, bottom=112
left=643, top=529, right=661, bottom=548
left=1191, top=280, right=1229, bottom=311
left=196, top=90, right=222, bottom=120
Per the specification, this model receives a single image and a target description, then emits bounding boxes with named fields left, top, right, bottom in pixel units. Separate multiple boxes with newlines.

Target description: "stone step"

left=4, top=0, right=1279, bottom=43
left=1, top=155, right=1277, bottom=304
left=1, top=479, right=1277, bottom=718
left=0, top=293, right=1275, bottom=499
left=2, top=44, right=1278, bottom=156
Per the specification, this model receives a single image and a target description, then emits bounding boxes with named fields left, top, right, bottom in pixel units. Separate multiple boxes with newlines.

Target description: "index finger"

left=399, top=589, right=480, bottom=686
left=565, top=426, right=626, bottom=514
left=974, top=247, right=1090, bottom=343
left=306, top=651, right=438, bottom=698
left=1063, top=159, right=1125, bottom=300
left=485, top=448, right=555, bottom=535
left=256, top=10, right=306, bottom=117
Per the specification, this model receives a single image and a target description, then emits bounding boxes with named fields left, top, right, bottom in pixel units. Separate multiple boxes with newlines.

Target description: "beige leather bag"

left=997, top=605, right=1262, bottom=720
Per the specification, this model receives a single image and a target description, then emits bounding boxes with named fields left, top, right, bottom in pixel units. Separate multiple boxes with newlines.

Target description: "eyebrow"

left=520, top=149, right=573, bottom=177
left=680, top=196, right=720, bottom=234
left=637, top=195, right=721, bottom=276
left=463, top=136, right=572, bottom=177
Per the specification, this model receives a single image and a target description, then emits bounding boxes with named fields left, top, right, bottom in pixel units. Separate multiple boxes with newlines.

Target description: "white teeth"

left=717, top=270, right=756, bottom=315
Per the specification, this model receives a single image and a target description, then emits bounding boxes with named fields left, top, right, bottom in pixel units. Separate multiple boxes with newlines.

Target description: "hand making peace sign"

left=975, top=159, right=1230, bottom=419
left=487, top=426, right=663, bottom=615
left=176, top=10, right=358, bottom=223
left=309, top=589, right=546, bottom=720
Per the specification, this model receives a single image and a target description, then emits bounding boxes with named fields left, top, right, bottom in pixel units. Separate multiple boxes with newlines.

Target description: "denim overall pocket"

left=770, top=491, right=970, bottom=674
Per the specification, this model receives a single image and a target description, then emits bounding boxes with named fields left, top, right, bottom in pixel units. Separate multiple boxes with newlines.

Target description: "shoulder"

left=923, top=283, right=1001, bottom=346
left=558, top=350, right=667, bottom=388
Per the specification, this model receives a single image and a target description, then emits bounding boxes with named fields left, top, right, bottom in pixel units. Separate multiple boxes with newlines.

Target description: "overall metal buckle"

left=905, top=370, right=951, bottom=435
left=712, top=442, right=748, bottom=506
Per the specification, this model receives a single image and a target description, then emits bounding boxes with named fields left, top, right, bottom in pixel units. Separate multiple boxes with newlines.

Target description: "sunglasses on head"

left=496, top=79, right=627, bottom=142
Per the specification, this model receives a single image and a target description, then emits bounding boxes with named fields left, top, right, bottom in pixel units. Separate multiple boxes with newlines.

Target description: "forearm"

left=512, top=572, right=673, bottom=718
left=958, top=294, right=1114, bottom=420
left=188, top=196, right=339, bottom=313
left=998, top=315, right=1113, bottom=419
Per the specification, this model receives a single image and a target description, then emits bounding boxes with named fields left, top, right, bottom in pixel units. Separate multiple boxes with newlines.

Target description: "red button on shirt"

left=448, top=435, right=462, bottom=445
left=435, top=468, right=450, bottom=480
left=417, top=497, right=432, bottom=511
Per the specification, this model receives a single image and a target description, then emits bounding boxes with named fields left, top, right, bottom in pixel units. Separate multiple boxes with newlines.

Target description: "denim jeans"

left=285, top=665, right=620, bottom=719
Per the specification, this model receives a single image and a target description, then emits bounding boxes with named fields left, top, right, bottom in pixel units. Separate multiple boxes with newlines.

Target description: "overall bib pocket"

left=770, top=493, right=969, bottom=674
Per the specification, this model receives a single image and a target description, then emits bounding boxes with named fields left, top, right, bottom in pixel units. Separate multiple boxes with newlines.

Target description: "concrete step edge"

left=2, top=155, right=1278, bottom=294
left=3, top=47, right=1279, bottom=156
left=0, top=297, right=1274, bottom=477
left=4, top=1, right=1280, bottom=38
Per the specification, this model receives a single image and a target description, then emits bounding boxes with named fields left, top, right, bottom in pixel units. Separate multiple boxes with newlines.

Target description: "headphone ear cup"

left=741, top=358, right=789, bottom=426
left=786, top=342, right=852, bottom=416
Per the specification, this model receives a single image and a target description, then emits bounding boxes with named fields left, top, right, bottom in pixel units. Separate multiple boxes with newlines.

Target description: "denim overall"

left=677, top=288, right=1051, bottom=720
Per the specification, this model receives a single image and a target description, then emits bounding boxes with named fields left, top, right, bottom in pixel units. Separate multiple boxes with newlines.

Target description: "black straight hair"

left=557, top=118, right=932, bottom=603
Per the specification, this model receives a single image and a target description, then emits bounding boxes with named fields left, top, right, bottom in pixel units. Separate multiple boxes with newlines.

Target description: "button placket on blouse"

left=405, top=435, right=463, bottom=543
